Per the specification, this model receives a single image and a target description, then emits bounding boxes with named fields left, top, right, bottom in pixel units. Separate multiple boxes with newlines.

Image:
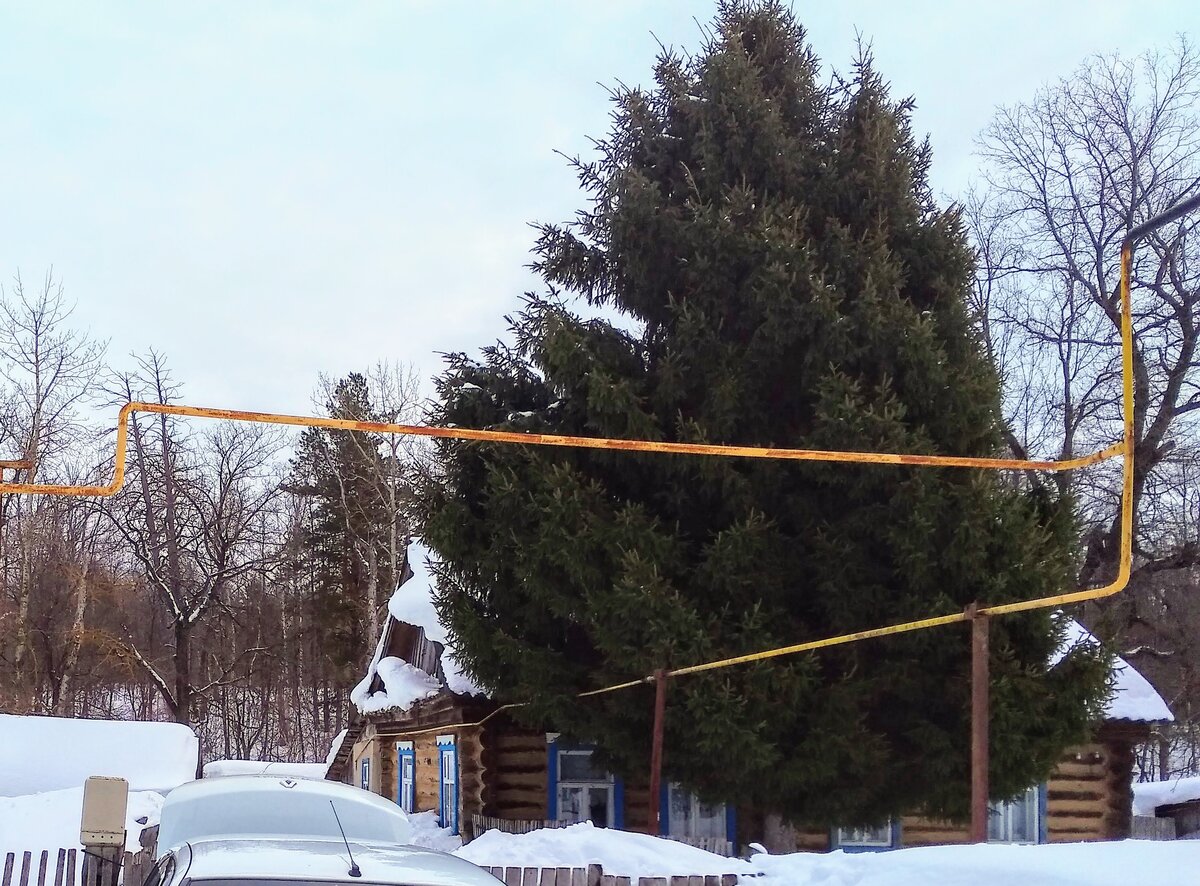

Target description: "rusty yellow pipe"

left=2, top=195, right=1196, bottom=696
left=0, top=401, right=1124, bottom=498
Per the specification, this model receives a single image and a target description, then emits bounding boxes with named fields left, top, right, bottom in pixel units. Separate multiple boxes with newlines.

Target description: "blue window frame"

left=437, top=735, right=459, bottom=834
left=831, top=820, right=901, bottom=852
left=396, top=741, right=415, bottom=813
left=359, top=757, right=370, bottom=792
left=546, top=736, right=623, bottom=829
left=659, top=782, right=736, bottom=847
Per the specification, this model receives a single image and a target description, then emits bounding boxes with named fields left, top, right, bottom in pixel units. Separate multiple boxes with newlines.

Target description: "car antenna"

left=329, top=800, right=362, bottom=878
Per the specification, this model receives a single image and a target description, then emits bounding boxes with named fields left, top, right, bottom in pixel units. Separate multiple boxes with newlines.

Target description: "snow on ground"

left=748, top=840, right=1200, bottom=886
left=0, top=787, right=163, bottom=856
left=1052, top=619, right=1173, bottom=722
left=201, top=760, right=330, bottom=780
left=406, top=810, right=463, bottom=853
left=453, top=822, right=749, bottom=879
left=453, top=824, right=1200, bottom=884
left=1133, top=774, right=1200, bottom=815
left=0, top=714, right=198, bottom=796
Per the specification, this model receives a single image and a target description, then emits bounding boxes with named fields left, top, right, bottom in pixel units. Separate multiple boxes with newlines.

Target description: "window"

left=437, top=735, right=459, bottom=834
left=834, top=822, right=895, bottom=850
left=549, top=742, right=618, bottom=828
left=359, top=757, right=370, bottom=792
left=396, top=742, right=415, bottom=813
left=988, top=786, right=1042, bottom=844
left=665, top=784, right=728, bottom=840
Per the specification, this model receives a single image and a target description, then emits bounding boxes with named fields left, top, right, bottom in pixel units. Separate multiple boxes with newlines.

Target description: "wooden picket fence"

left=465, top=814, right=735, bottom=857
left=480, top=869, right=737, bottom=886
left=1, top=849, right=153, bottom=886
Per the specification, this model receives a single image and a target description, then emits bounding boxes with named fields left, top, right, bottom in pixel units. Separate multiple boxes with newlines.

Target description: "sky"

left=2, top=1, right=1198, bottom=422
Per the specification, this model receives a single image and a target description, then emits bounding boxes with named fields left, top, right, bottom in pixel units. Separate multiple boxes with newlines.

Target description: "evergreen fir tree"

left=422, top=1, right=1110, bottom=824
left=288, top=373, right=398, bottom=682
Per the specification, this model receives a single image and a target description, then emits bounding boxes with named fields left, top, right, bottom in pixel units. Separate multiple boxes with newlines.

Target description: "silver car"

left=149, top=776, right=499, bottom=886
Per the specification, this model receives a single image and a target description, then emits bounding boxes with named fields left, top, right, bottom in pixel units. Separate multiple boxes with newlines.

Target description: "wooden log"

left=1047, top=798, right=1111, bottom=815
left=521, top=870, right=537, bottom=886
left=553, top=869, right=570, bottom=886
left=1053, top=762, right=1107, bottom=779
left=539, top=870, right=554, bottom=886
left=3, top=853, right=14, bottom=886
left=64, top=852, right=75, bottom=886
left=52, top=851, right=65, bottom=886
left=637, top=879, right=667, bottom=886
left=504, top=868, right=521, bottom=886
left=587, top=864, right=602, bottom=886
left=36, top=853, right=47, bottom=886
left=18, top=852, right=31, bottom=886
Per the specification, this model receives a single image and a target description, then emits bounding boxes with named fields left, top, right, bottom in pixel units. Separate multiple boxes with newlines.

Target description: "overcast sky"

left=3, top=1, right=1198, bottom=421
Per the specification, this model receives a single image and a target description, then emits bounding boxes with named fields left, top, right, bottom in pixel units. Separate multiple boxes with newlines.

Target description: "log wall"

left=487, top=727, right=549, bottom=819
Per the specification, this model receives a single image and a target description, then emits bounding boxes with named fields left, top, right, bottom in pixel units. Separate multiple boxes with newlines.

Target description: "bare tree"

left=970, top=38, right=1200, bottom=776
left=105, top=353, right=284, bottom=726
left=0, top=270, right=105, bottom=686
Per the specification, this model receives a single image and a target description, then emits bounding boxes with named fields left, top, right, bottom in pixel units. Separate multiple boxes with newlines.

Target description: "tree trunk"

left=54, top=555, right=92, bottom=714
left=366, top=540, right=379, bottom=643
left=175, top=622, right=191, bottom=727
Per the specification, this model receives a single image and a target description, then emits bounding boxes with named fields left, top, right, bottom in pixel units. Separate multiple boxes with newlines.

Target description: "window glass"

left=399, top=754, right=415, bottom=813
left=557, top=784, right=614, bottom=826
left=836, top=823, right=892, bottom=847
left=558, top=750, right=606, bottom=782
left=667, top=784, right=726, bottom=839
left=988, top=786, right=1040, bottom=843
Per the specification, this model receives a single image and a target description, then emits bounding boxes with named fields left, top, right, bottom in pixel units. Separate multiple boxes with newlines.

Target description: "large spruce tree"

left=422, top=1, right=1109, bottom=824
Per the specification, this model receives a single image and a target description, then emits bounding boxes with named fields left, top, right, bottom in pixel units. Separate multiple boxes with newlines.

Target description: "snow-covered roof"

left=1133, top=774, right=1200, bottom=815
left=0, top=713, right=199, bottom=797
left=1051, top=618, right=1173, bottom=723
left=351, top=642, right=442, bottom=715
left=351, top=545, right=483, bottom=716
left=202, top=760, right=330, bottom=780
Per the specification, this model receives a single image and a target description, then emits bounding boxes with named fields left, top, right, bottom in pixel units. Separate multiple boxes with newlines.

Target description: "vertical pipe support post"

left=968, top=602, right=990, bottom=843
left=647, top=668, right=669, bottom=835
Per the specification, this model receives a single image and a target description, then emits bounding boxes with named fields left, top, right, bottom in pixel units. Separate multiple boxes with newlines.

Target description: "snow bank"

left=0, top=787, right=162, bottom=856
left=454, top=822, right=1200, bottom=884
left=453, top=822, right=749, bottom=879
left=747, top=840, right=1200, bottom=885
left=1052, top=619, right=1173, bottom=723
left=0, top=714, right=198, bottom=796
left=202, top=760, right=329, bottom=780
left=406, top=810, right=463, bottom=853
left=1133, top=774, right=1200, bottom=815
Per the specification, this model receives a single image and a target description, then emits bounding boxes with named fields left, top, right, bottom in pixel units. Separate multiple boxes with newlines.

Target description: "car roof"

left=158, top=776, right=411, bottom=854
left=176, top=838, right=500, bottom=886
